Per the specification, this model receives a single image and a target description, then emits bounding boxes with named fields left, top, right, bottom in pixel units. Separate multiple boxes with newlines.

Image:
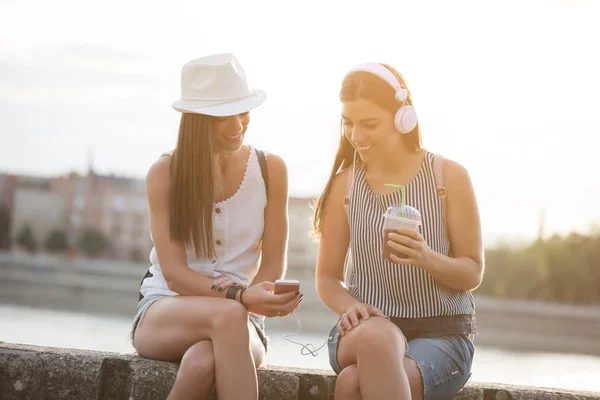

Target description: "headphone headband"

left=346, top=63, right=408, bottom=102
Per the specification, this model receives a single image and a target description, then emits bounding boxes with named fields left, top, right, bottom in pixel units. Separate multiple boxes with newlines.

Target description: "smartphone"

left=274, top=279, right=300, bottom=294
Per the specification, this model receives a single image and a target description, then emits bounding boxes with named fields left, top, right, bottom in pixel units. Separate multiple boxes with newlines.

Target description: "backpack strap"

left=343, top=168, right=352, bottom=218
left=344, top=154, right=448, bottom=227
left=432, top=153, right=448, bottom=228
left=256, top=149, right=269, bottom=195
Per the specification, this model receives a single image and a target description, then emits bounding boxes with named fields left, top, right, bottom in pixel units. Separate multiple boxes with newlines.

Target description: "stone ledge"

left=1, top=342, right=599, bottom=400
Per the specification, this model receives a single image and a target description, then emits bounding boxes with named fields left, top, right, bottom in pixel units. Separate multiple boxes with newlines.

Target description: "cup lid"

left=384, top=205, right=421, bottom=222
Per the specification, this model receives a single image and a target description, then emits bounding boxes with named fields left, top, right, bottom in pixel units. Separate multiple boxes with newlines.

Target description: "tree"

left=45, top=230, right=68, bottom=253
left=16, top=224, right=37, bottom=253
left=0, top=206, right=10, bottom=249
left=79, top=229, right=110, bottom=258
left=131, top=248, right=144, bottom=262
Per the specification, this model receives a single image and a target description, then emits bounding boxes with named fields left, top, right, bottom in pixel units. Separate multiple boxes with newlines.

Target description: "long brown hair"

left=312, top=64, right=423, bottom=238
left=170, top=113, right=216, bottom=259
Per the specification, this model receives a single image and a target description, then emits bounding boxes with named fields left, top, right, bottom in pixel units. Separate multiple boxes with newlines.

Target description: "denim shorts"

left=327, top=325, right=475, bottom=400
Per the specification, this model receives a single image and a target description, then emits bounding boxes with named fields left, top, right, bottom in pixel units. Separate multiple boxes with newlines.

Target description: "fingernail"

left=210, top=284, right=215, bottom=289
left=217, top=286, right=222, bottom=292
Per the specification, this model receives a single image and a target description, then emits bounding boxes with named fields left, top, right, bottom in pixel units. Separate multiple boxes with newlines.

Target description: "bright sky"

left=1, top=0, right=599, bottom=244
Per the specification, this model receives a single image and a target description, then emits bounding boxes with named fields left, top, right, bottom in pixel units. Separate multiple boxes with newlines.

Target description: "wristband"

left=226, top=286, right=242, bottom=300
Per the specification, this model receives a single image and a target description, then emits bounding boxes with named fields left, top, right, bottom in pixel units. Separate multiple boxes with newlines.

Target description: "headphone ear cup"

left=395, top=105, right=418, bottom=134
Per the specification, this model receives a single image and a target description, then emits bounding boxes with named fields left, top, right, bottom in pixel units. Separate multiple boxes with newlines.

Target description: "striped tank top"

left=346, top=151, right=475, bottom=318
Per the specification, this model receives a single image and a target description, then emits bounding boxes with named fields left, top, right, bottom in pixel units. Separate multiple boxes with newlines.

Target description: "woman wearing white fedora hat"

left=131, top=54, right=301, bottom=400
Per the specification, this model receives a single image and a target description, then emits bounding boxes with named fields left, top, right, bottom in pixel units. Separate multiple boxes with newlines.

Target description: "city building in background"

left=0, top=170, right=318, bottom=266
left=10, top=177, right=67, bottom=254
left=0, top=167, right=152, bottom=261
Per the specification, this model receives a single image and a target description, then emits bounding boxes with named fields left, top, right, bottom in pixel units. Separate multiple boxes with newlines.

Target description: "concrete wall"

left=1, top=343, right=599, bottom=400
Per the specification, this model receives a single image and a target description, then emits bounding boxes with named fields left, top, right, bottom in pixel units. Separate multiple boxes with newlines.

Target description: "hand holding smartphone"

left=274, top=279, right=300, bottom=294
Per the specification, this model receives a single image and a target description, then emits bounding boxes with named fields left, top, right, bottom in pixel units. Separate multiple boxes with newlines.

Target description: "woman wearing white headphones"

left=132, top=54, right=302, bottom=400
left=313, top=63, right=483, bottom=399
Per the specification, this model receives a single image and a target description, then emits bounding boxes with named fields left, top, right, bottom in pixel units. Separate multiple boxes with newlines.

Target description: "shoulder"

left=440, top=157, right=474, bottom=194
left=334, top=167, right=352, bottom=190
left=146, top=155, right=171, bottom=195
left=328, top=167, right=352, bottom=204
left=261, top=151, right=288, bottom=183
left=263, top=151, right=287, bottom=172
left=442, top=157, right=470, bottom=182
left=259, top=150, right=288, bottom=197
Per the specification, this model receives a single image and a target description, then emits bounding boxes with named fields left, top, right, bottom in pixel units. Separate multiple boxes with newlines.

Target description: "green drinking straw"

left=384, top=184, right=405, bottom=217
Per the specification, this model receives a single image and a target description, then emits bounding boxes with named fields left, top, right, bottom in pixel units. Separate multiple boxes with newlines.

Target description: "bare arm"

left=315, top=169, right=362, bottom=315
left=251, top=153, right=289, bottom=285
left=388, top=159, right=484, bottom=290
left=428, top=160, right=484, bottom=290
left=147, top=156, right=229, bottom=298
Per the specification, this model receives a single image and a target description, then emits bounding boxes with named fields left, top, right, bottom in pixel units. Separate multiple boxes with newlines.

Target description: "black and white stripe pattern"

left=347, top=152, right=475, bottom=318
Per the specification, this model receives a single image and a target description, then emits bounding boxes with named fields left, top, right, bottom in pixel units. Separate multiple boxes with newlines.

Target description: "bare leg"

left=167, top=340, right=215, bottom=400
left=134, top=296, right=261, bottom=400
left=336, top=317, right=411, bottom=400
left=404, top=357, right=424, bottom=400
left=334, top=364, right=361, bottom=400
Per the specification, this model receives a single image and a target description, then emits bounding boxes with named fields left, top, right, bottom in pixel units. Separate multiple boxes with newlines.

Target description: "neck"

left=365, top=142, right=422, bottom=175
left=216, top=152, right=231, bottom=173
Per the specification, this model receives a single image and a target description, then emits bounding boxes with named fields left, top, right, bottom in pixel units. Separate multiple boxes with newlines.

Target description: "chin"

left=356, top=148, right=375, bottom=163
left=218, top=135, right=245, bottom=152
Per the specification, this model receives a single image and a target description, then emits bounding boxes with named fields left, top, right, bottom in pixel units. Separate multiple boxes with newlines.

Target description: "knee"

left=335, top=365, right=360, bottom=398
left=212, top=300, right=249, bottom=331
left=180, top=341, right=215, bottom=382
left=353, top=318, right=406, bottom=355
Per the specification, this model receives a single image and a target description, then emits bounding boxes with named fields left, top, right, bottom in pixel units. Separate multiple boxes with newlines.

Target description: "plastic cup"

left=382, top=205, right=422, bottom=262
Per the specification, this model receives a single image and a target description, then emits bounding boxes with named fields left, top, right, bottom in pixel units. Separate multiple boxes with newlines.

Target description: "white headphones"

left=346, top=63, right=418, bottom=134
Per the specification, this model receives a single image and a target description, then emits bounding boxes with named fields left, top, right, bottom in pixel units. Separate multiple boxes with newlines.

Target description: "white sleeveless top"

left=140, top=146, right=267, bottom=298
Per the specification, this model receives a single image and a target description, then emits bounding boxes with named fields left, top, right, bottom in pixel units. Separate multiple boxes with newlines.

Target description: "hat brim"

left=171, top=89, right=266, bottom=117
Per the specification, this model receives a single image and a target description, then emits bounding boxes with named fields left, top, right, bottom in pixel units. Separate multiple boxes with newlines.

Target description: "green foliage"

left=45, top=230, right=68, bottom=252
left=477, top=232, right=600, bottom=304
left=16, top=224, right=37, bottom=253
left=79, top=229, right=110, bottom=258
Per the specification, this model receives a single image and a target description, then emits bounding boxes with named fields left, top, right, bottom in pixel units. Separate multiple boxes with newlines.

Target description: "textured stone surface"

left=0, top=344, right=104, bottom=399
left=1, top=342, right=600, bottom=400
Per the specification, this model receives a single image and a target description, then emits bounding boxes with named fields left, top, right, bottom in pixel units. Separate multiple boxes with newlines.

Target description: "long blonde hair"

left=312, top=64, right=423, bottom=238
left=169, top=113, right=217, bottom=258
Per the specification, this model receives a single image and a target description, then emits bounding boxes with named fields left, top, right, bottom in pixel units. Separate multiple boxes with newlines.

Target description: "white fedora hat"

left=172, top=53, right=266, bottom=116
